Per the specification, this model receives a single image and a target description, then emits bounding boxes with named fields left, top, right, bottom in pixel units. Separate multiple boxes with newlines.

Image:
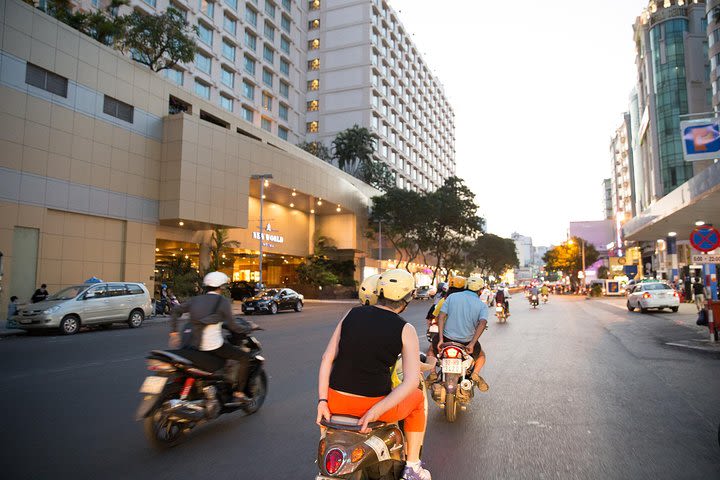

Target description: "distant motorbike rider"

left=317, top=269, right=431, bottom=480
left=433, top=274, right=489, bottom=392
left=169, top=271, right=251, bottom=402
left=496, top=283, right=511, bottom=315
left=426, top=276, right=466, bottom=361
left=540, top=284, right=549, bottom=300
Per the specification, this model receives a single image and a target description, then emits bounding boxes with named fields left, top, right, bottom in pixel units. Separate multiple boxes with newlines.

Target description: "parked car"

left=242, top=288, right=304, bottom=315
left=414, top=285, right=432, bottom=300
left=626, top=282, right=679, bottom=313
left=230, top=281, right=257, bottom=301
left=12, top=282, right=152, bottom=335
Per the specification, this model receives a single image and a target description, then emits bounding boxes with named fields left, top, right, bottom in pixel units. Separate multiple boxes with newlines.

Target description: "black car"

left=242, top=288, right=304, bottom=315
left=230, top=281, right=257, bottom=301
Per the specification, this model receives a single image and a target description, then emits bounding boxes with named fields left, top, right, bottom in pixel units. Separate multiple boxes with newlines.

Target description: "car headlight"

left=43, top=305, right=61, bottom=314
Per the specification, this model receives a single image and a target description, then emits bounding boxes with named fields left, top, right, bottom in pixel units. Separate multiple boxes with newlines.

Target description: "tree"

left=362, top=159, right=396, bottom=192
left=81, top=0, right=128, bottom=47
left=332, top=125, right=378, bottom=177
left=597, top=265, right=609, bottom=279
left=208, top=227, right=240, bottom=272
left=296, top=237, right=355, bottom=287
left=543, top=237, right=599, bottom=282
left=120, top=8, right=198, bottom=72
left=297, top=141, right=332, bottom=163
left=163, top=256, right=201, bottom=298
left=466, top=234, right=519, bottom=278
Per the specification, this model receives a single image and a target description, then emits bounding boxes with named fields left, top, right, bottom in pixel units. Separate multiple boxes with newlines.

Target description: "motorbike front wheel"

left=445, top=392, right=457, bottom=423
left=143, top=406, right=186, bottom=450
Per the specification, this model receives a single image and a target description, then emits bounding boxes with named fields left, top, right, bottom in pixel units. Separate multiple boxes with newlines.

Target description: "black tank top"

left=329, top=305, right=406, bottom=397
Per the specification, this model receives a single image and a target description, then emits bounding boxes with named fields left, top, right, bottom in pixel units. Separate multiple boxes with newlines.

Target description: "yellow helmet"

left=377, top=269, right=415, bottom=301
left=359, top=274, right=381, bottom=305
left=466, top=274, right=485, bottom=292
left=448, top=275, right=466, bottom=289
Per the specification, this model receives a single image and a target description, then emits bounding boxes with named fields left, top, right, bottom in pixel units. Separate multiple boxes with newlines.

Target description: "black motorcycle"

left=136, top=319, right=267, bottom=449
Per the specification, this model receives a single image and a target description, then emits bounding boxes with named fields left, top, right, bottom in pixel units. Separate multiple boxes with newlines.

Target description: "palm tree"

left=209, top=227, right=240, bottom=272
left=332, top=125, right=378, bottom=177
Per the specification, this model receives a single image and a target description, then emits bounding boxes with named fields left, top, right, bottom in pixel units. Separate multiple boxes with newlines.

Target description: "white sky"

left=389, top=0, right=649, bottom=246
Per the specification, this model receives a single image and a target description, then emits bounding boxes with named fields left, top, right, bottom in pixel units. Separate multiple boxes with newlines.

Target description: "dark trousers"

left=209, top=342, right=251, bottom=392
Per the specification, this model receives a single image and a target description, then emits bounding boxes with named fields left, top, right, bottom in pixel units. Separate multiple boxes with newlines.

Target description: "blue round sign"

left=690, top=226, right=720, bottom=253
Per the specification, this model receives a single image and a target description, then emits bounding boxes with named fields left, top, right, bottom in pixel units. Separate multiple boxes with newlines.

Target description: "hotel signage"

left=252, top=223, right=284, bottom=247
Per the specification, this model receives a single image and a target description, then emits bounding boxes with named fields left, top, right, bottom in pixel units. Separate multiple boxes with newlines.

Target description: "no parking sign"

left=689, top=225, right=720, bottom=253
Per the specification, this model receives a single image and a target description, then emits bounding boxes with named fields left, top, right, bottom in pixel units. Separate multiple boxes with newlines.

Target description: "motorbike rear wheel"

left=445, top=392, right=457, bottom=423
left=243, top=369, right=268, bottom=415
left=143, top=407, right=186, bottom=450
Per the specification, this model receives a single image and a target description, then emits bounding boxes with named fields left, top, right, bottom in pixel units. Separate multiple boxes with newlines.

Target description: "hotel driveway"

left=1, top=296, right=719, bottom=479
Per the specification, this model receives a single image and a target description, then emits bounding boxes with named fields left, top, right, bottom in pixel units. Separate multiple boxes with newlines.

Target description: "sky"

left=389, top=0, right=650, bottom=246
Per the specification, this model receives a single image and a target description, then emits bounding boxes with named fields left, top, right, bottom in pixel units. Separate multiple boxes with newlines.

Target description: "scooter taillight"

left=325, top=448, right=345, bottom=474
left=442, top=346, right=462, bottom=359
left=146, top=359, right=175, bottom=372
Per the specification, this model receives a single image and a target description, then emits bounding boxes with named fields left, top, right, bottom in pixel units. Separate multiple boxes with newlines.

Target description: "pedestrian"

left=693, top=277, right=707, bottom=312
left=6, top=296, right=19, bottom=329
left=31, top=284, right=49, bottom=303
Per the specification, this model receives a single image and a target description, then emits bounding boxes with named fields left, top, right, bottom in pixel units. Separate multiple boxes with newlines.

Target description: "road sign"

left=680, top=118, right=720, bottom=162
left=691, top=254, right=720, bottom=264
left=689, top=225, right=720, bottom=253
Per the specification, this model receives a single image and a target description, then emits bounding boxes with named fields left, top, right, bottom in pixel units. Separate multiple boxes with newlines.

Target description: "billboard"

left=680, top=118, right=720, bottom=162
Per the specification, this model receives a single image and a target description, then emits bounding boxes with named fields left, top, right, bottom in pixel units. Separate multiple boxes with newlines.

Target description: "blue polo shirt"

left=440, top=289, right=488, bottom=342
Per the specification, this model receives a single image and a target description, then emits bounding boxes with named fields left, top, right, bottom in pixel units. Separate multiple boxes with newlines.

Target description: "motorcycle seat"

left=154, top=349, right=226, bottom=374
left=322, top=415, right=386, bottom=432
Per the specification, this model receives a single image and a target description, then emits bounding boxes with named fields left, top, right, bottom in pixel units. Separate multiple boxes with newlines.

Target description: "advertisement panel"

left=680, top=118, right=720, bottom=162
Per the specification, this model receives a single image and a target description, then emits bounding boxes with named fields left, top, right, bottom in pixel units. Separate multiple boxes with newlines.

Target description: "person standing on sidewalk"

left=693, top=277, right=707, bottom=312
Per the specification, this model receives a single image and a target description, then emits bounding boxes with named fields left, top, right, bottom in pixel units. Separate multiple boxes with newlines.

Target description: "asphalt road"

left=1, top=295, right=719, bottom=479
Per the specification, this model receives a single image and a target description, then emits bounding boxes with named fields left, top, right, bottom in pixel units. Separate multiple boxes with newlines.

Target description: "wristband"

left=318, top=398, right=328, bottom=404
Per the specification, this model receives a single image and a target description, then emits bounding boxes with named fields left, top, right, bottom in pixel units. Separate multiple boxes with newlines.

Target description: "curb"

left=0, top=329, right=25, bottom=338
left=665, top=340, right=720, bottom=354
left=302, top=299, right=358, bottom=304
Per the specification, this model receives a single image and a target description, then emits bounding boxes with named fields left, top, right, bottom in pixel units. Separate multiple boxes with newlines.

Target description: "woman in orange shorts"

left=316, top=269, right=430, bottom=480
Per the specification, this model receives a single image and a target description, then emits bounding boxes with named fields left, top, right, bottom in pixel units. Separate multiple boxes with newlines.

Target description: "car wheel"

left=128, top=309, right=144, bottom=328
left=640, top=307, right=648, bottom=314
left=627, top=301, right=634, bottom=312
left=294, top=301, right=303, bottom=312
left=670, top=306, right=679, bottom=312
left=59, top=315, right=80, bottom=335
left=269, top=302, right=278, bottom=315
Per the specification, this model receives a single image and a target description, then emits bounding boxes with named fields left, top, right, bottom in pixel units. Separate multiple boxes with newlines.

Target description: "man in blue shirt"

left=434, top=275, right=489, bottom=392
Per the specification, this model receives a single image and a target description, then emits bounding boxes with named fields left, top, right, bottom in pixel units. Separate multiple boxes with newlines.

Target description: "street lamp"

left=251, top=173, right=273, bottom=289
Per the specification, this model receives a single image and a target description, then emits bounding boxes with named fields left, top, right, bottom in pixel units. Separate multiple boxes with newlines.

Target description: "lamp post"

left=251, top=174, right=273, bottom=289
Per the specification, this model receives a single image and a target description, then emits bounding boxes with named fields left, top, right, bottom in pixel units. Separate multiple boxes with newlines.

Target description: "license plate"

left=316, top=476, right=335, bottom=480
left=442, top=358, right=462, bottom=374
left=496, top=307, right=504, bottom=312
left=245, top=307, right=255, bottom=311
left=19, top=318, right=32, bottom=324
left=139, top=376, right=167, bottom=394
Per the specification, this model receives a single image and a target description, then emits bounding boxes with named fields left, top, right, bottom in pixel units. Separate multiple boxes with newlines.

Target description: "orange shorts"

left=327, top=387, right=425, bottom=432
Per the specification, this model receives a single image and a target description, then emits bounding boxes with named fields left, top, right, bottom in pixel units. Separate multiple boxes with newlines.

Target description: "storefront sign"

left=680, top=118, right=720, bottom=162
left=252, top=223, right=285, bottom=246
left=691, top=254, right=720, bottom=264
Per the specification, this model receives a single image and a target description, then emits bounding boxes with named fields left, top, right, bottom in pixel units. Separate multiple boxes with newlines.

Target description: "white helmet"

left=466, top=274, right=485, bottom=292
left=377, top=269, right=415, bottom=301
left=359, top=274, right=381, bottom=305
left=203, top=271, right=230, bottom=288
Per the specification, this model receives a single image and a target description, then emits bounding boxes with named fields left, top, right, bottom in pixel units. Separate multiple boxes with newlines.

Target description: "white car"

left=626, top=282, right=679, bottom=313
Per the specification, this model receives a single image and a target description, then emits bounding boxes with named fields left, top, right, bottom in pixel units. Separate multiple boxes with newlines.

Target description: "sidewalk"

left=596, top=297, right=720, bottom=354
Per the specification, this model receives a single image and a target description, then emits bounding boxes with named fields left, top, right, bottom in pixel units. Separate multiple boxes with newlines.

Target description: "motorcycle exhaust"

left=460, top=379, right=473, bottom=392
left=166, top=399, right=206, bottom=422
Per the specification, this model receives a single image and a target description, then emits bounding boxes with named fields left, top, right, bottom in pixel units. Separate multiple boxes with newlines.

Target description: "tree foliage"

left=296, top=237, right=355, bottom=287
left=208, top=227, right=240, bottom=273
left=332, top=125, right=377, bottom=176
left=466, top=234, right=519, bottom=278
left=297, top=141, right=332, bottom=163
left=163, top=256, right=201, bottom=299
left=542, top=237, right=600, bottom=279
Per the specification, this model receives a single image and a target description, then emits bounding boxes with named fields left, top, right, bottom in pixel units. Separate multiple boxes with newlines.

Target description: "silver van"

left=14, top=282, right=152, bottom=335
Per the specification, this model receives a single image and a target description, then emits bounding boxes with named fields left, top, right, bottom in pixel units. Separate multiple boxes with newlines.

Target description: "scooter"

left=495, top=304, right=507, bottom=323
left=427, top=342, right=475, bottom=423
left=541, top=294, right=549, bottom=304
left=529, top=294, right=539, bottom=308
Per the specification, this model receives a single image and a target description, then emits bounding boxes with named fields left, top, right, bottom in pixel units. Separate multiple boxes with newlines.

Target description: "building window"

left=279, top=80, right=289, bottom=98
left=308, top=19, right=319, bottom=29
left=224, top=0, right=237, bottom=9
left=220, top=94, right=233, bottom=112
left=222, top=40, right=236, bottom=61
left=308, top=58, right=320, bottom=70
left=221, top=67, right=234, bottom=88
left=281, top=14, right=291, bottom=32
left=307, top=100, right=318, bottom=111
left=308, top=79, right=319, bottom=91
left=245, top=5, right=257, bottom=26
left=245, top=30, right=257, bottom=51
left=265, top=0, right=276, bottom=18
left=264, top=22, right=275, bottom=41
left=278, top=125, right=289, bottom=140
left=279, top=103, right=289, bottom=120
left=261, top=117, right=272, bottom=132
left=25, top=63, right=68, bottom=97
left=282, top=0, right=291, bottom=9
left=262, top=68, right=273, bottom=87
left=262, top=92, right=273, bottom=111
left=163, top=68, right=184, bottom=86
left=263, top=44, right=275, bottom=63
left=307, top=121, right=318, bottom=133
left=242, top=80, right=255, bottom=100
left=308, top=38, right=319, bottom=50
left=195, top=52, right=212, bottom=74
left=244, top=55, right=256, bottom=75
left=224, top=15, right=237, bottom=35
left=281, top=36, right=291, bottom=54
left=280, top=58, right=290, bottom=75
left=242, top=106, right=254, bottom=122
left=103, top=95, right=134, bottom=123
left=309, top=0, right=319, bottom=11
left=194, top=79, right=211, bottom=99
left=198, top=22, right=213, bottom=46
left=170, top=1, right=187, bottom=19
left=198, top=0, right=214, bottom=17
